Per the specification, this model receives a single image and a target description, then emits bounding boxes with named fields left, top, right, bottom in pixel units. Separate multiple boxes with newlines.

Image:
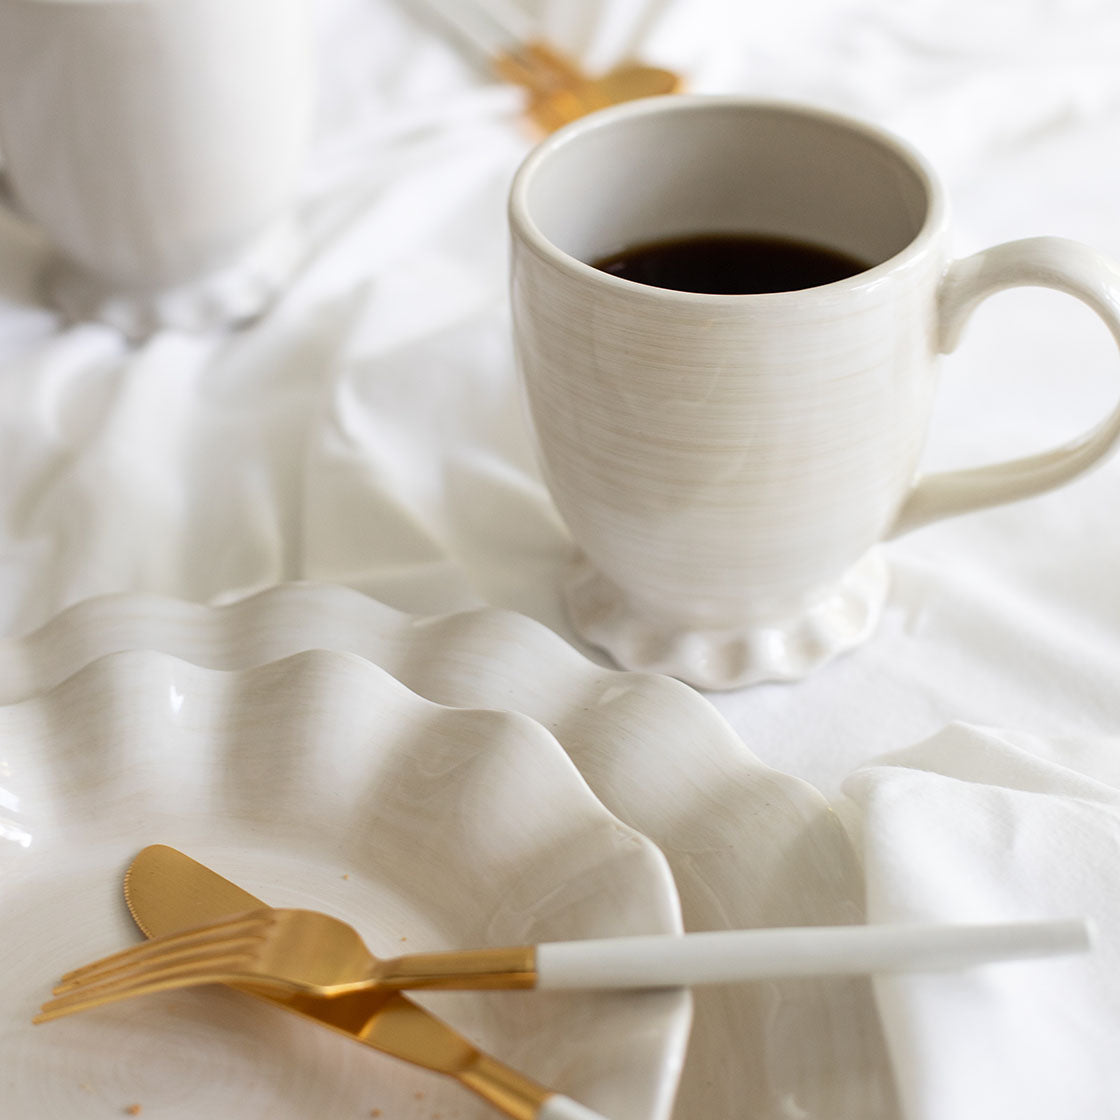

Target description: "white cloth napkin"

left=840, top=723, right=1120, bottom=1120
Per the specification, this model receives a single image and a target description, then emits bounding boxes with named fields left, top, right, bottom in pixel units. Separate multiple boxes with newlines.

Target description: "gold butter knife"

left=123, top=844, right=608, bottom=1120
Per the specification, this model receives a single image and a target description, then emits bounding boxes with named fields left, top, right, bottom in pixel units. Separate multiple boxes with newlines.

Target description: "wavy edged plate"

left=0, top=648, right=689, bottom=1120
left=0, top=583, right=900, bottom=1118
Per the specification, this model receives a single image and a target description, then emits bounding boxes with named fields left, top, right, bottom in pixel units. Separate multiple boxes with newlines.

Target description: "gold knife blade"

left=123, top=844, right=555, bottom=1120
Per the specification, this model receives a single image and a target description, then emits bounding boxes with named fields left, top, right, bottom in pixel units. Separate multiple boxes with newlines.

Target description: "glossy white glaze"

left=0, top=0, right=313, bottom=338
left=0, top=582, right=899, bottom=1120
left=0, top=647, right=688, bottom=1120
left=509, top=96, right=1120, bottom=687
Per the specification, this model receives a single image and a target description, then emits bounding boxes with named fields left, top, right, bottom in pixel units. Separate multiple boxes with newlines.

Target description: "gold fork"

left=36, top=903, right=1094, bottom=1024
left=36, top=907, right=533, bottom=1022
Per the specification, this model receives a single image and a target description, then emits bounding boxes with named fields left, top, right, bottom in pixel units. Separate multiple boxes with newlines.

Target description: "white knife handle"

left=537, top=1094, right=612, bottom=1120
left=534, top=919, right=1092, bottom=989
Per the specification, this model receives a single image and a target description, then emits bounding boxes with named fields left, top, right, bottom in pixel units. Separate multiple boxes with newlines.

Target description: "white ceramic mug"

left=509, top=96, right=1120, bottom=689
left=0, top=0, right=313, bottom=339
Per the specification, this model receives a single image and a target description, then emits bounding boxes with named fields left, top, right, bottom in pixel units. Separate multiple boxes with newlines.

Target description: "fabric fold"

left=841, top=723, right=1120, bottom=1120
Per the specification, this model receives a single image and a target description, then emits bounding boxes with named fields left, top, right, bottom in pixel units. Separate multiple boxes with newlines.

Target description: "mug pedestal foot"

left=563, top=549, right=890, bottom=690
left=46, top=218, right=303, bottom=341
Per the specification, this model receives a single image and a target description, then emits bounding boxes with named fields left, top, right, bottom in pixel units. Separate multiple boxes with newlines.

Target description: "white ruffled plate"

left=0, top=583, right=900, bottom=1118
left=0, top=648, right=689, bottom=1120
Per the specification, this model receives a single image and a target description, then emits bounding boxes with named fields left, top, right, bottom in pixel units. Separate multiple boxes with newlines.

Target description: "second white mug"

left=0, top=0, right=314, bottom=338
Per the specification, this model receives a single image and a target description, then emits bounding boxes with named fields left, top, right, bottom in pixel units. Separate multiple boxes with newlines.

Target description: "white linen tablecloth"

left=2, top=1, right=1120, bottom=1117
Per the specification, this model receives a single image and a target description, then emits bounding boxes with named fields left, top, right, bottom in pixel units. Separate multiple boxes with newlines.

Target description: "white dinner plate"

left=0, top=647, right=690, bottom=1120
left=0, top=582, right=900, bottom=1118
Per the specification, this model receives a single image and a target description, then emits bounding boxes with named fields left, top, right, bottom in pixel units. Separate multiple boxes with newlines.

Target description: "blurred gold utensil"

left=412, top=0, right=683, bottom=131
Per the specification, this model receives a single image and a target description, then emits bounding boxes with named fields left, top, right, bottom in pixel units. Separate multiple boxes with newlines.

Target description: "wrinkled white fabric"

left=2, top=2, right=1120, bottom=1117
left=841, top=724, right=1120, bottom=1120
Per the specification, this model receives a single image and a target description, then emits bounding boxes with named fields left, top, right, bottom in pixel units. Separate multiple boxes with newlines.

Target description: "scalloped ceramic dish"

left=0, top=648, right=689, bottom=1120
left=0, top=583, right=901, bottom=1118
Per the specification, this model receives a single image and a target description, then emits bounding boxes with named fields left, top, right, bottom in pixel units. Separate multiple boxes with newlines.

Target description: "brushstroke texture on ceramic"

left=509, top=96, right=1120, bottom=687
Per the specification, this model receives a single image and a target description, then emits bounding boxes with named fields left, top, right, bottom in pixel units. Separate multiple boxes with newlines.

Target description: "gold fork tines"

left=35, top=908, right=538, bottom=1025
left=52, top=912, right=265, bottom=993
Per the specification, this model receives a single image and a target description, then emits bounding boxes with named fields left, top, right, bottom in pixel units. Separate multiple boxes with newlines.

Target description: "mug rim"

left=508, top=94, right=947, bottom=303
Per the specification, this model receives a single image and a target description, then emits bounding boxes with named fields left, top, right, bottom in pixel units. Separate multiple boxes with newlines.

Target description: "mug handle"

left=889, top=236, right=1120, bottom=537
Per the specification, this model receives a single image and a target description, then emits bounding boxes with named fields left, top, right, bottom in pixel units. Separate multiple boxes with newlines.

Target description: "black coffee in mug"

left=591, top=233, right=871, bottom=294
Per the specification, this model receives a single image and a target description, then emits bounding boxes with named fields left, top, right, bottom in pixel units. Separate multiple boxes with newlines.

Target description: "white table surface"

left=1, top=1, right=1119, bottom=1116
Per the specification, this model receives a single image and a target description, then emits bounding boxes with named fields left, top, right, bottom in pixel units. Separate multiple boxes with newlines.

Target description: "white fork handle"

left=534, top=918, right=1092, bottom=989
